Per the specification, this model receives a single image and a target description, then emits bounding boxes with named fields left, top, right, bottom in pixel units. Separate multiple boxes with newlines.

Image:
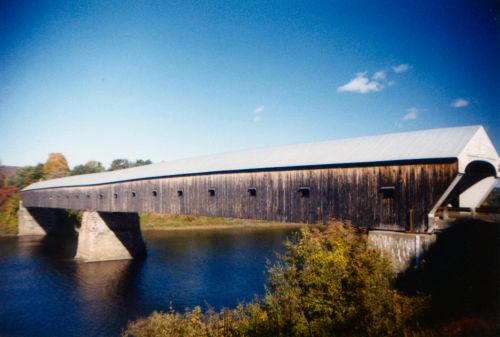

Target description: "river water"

left=0, top=227, right=298, bottom=337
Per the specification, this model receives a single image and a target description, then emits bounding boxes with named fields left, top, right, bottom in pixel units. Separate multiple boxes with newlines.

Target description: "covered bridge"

left=21, top=125, right=499, bottom=233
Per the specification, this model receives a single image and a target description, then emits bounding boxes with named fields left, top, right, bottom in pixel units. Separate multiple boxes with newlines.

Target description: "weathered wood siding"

left=21, top=161, right=458, bottom=232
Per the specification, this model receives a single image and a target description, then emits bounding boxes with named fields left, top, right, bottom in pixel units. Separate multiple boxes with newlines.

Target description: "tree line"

left=3, top=153, right=152, bottom=189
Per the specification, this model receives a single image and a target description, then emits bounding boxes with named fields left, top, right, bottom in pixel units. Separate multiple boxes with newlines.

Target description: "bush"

left=123, top=222, right=426, bottom=337
left=0, top=186, right=20, bottom=234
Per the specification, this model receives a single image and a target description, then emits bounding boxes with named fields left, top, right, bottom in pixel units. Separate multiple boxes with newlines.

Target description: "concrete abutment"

left=18, top=201, right=54, bottom=236
left=368, top=230, right=437, bottom=272
left=18, top=203, right=146, bottom=262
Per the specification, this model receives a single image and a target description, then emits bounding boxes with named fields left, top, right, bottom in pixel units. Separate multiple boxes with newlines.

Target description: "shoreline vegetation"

left=124, top=221, right=426, bottom=337
left=0, top=186, right=19, bottom=235
left=122, top=221, right=497, bottom=337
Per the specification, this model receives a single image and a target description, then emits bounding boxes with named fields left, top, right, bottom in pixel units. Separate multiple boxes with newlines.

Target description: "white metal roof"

left=23, top=125, right=499, bottom=191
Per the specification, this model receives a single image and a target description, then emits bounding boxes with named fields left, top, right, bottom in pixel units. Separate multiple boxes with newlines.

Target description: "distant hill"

left=0, top=166, right=20, bottom=181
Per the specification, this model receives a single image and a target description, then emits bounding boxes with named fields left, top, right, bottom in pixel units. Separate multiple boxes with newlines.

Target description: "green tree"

left=108, top=158, right=152, bottom=171
left=0, top=160, right=4, bottom=187
left=43, top=153, right=70, bottom=179
left=8, top=164, right=45, bottom=189
left=0, top=185, right=19, bottom=234
left=71, top=161, right=105, bottom=176
left=109, top=158, right=131, bottom=171
left=135, top=159, right=152, bottom=166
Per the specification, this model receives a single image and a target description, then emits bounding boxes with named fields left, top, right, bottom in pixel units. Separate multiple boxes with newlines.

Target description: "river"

left=0, top=226, right=298, bottom=337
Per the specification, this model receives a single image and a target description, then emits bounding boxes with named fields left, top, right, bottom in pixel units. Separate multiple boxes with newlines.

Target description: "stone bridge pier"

left=18, top=202, right=146, bottom=262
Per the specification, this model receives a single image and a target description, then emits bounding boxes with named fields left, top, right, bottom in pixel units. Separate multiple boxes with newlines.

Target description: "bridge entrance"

left=430, top=160, right=498, bottom=230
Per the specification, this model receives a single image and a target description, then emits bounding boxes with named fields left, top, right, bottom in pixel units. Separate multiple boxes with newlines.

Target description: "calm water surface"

left=0, top=227, right=297, bottom=337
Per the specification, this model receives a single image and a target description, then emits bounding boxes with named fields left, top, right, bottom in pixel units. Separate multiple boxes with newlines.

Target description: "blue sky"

left=0, top=0, right=498, bottom=168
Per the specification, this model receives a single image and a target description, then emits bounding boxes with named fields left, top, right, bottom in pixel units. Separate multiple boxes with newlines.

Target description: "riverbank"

left=0, top=204, right=305, bottom=236
left=139, top=212, right=305, bottom=231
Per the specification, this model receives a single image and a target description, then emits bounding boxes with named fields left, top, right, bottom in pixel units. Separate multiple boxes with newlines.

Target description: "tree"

left=108, top=158, right=152, bottom=171
left=109, top=159, right=131, bottom=171
left=43, top=153, right=69, bottom=179
left=71, top=161, right=105, bottom=176
left=0, top=160, right=4, bottom=187
left=135, top=159, right=152, bottom=166
left=0, top=185, right=19, bottom=234
left=262, top=223, right=425, bottom=337
left=8, top=164, right=45, bottom=189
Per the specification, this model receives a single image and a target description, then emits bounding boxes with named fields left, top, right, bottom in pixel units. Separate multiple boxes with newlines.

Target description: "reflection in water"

left=0, top=226, right=297, bottom=337
left=74, top=259, right=144, bottom=337
left=76, top=260, right=133, bottom=302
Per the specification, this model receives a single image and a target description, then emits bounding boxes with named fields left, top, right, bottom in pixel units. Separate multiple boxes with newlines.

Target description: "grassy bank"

left=139, top=212, right=303, bottom=231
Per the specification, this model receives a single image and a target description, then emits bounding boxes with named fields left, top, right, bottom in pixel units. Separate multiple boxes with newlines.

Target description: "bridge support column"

left=18, top=201, right=52, bottom=236
left=75, top=211, right=146, bottom=262
left=368, top=231, right=436, bottom=272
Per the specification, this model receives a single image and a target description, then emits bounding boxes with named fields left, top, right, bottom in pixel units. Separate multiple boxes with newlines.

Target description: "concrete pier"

left=368, top=230, right=436, bottom=272
left=75, top=211, right=146, bottom=262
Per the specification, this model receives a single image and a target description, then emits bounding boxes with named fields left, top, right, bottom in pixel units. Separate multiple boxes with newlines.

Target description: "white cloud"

left=253, top=105, right=264, bottom=122
left=253, top=106, right=264, bottom=114
left=451, top=98, right=469, bottom=108
left=392, top=64, right=410, bottom=73
left=337, top=72, right=383, bottom=94
left=372, top=70, right=386, bottom=80
left=402, top=107, right=418, bottom=121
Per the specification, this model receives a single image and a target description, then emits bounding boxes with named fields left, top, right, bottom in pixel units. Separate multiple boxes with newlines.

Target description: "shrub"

left=123, top=222, right=426, bottom=337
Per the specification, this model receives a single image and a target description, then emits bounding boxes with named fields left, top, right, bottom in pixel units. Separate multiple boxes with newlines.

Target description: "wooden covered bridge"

left=19, top=125, right=499, bottom=263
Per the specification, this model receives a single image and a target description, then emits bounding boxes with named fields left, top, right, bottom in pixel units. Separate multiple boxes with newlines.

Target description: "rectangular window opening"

left=208, top=188, right=216, bottom=197
left=298, top=187, right=310, bottom=198
left=247, top=187, right=257, bottom=197
left=177, top=189, right=184, bottom=197
left=379, top=186, right=395, bottom=199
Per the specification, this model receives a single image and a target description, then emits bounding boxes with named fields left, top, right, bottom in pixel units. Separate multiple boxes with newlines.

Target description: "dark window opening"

left=208, top=188, right=216, bottom=197
left=76, top=195, right=80, bottom=199
left=132, top=191, right=137, bottom=198
left=152, top=190, right=158, bottom=197
left=379, top=186, right=395, bottom=199
left=114, top=193, right=118, bottom=199
left=87, top=195, right=91, bottom=199
left=177, top=189, right=183, bottom=197
left=247, top=188, right=257, bottom=197
left=99, top=194, right=104, bottom=199
left=298, top=187, right=310, bottom=198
